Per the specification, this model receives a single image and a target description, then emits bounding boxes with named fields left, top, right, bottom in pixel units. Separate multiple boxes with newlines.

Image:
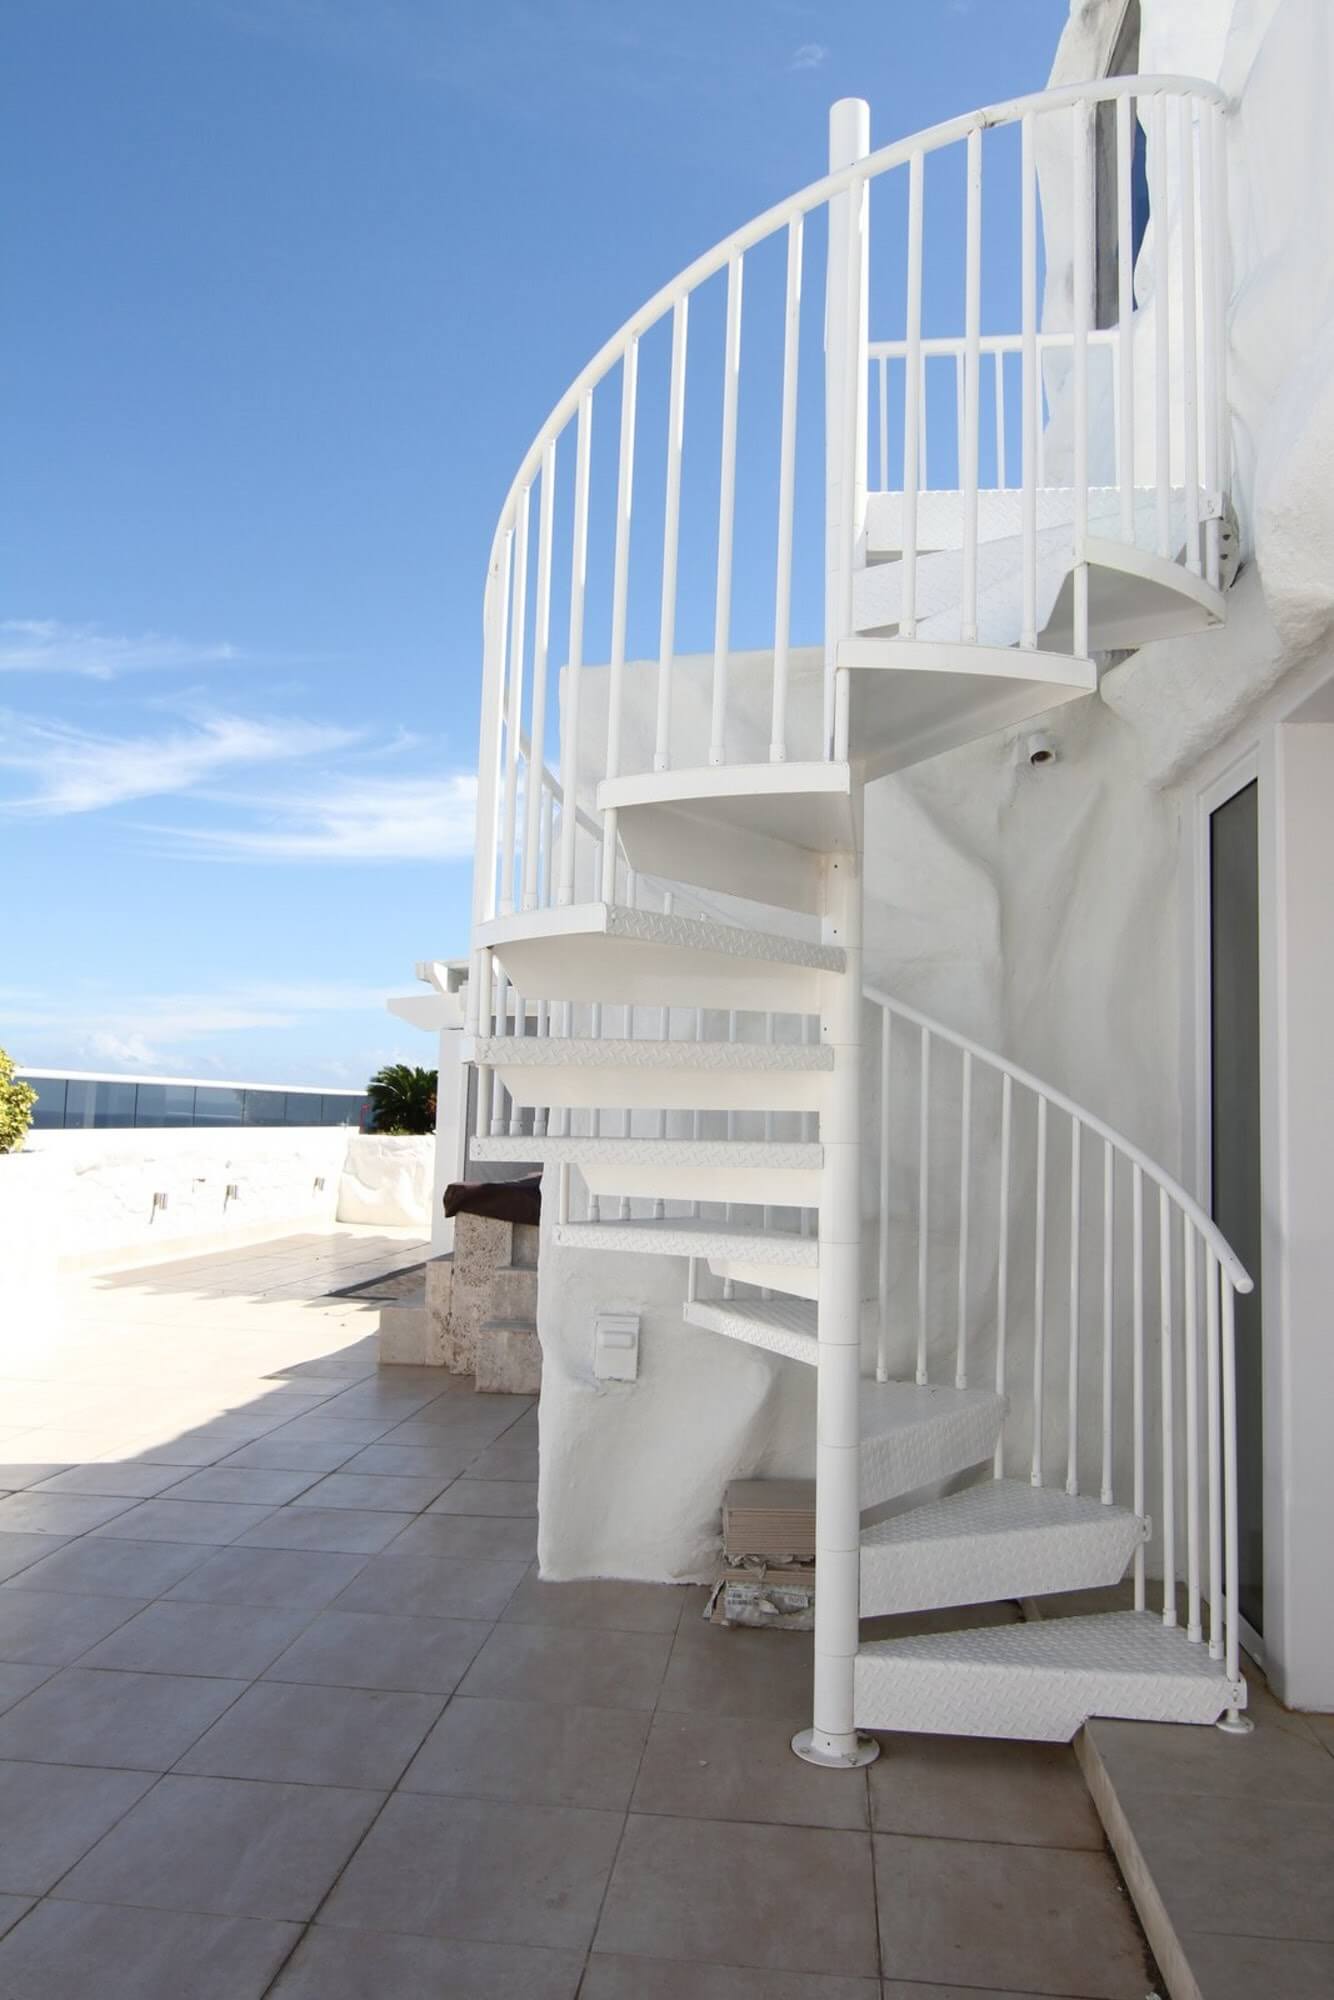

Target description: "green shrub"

left=0, top=1048, right=37, bottom=1155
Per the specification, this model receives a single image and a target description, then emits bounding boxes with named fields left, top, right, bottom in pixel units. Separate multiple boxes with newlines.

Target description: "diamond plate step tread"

left=476, top=901, right=845, bottom=974
left=858, top=1382, right=1006, bottom=1511
left=473, top=1037, right=833, bottom=1073
left=854, top=1610, right=1247, bottom=1741
left=553, top=1218, right=819, bottom=1266
left=858, top=1478, right=1147, bottom=1616
left=472, top=1135, right=823, bottom=1168
left=683, top=1295, right=819, bottom=1365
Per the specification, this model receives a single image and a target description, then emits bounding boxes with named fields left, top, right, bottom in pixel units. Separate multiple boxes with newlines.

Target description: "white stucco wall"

left=532, top=0, right=1334, bottom=1611
left=1, top=1126, right=433, bottom=1288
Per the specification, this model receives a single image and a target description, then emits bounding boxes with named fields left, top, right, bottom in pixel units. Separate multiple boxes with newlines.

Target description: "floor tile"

left=81, top=1598, right=318, bottom=1679
left=0, top=1896, right=32, bottom=1940
left=339, top=1443, right=476, bottom=1478
left=32, top=1464, right=188, bottom=1500
left=91, top=1499, right=276, bottom=1545
left=321, top=1791, right=622, bottom=1951
left=633, top=1711, right=869, bottom=1830
left=1180, top=1931, right=1334, bottom=1999
left=868, top=1734, right=1102, bottom=1848
left=217, top=1437, right=363, bottom=1474
left=658, top=1608, right=813, bottom=1722
left=261, top=1416, right=395, bottom=1446
left=0, top=1492, right=136, bottom=1537
left=0, top=1760, right=157, bottom=1894
left=1090, top=1707, right=1334, bottom=1805
left=595, top=1814, right=878, bottom=1977
left=461, top=1443, right=539, bottom=1481
left=380, top=1418, right=520, bottom=1451
left=235, top=1506, right=414, bottom=1554
left=1125, top=1790, right=1334, bottom=1940
left=0, top=1662, right=55, bottom=1715
left=583, top=1962, right=879, bottom=1999
left=0, top=1534, right=74, bottom=1585
left=335, top=1551, right=529, bottom=1622
left=271, top=1927, right=582, bottom=1999
left=387, top=1512, right=537, bottom=1562
left=161, top=1466, right=320, bottom=1506
left=874, top=1832, right=1152, bottom=1996
left=290, top=1470, right=453, bottom=1512
left=402, top=1695, right=649, bottom=1810
left=164, top=1545, right=368, bottom=1610
left=6, top=1538, right=208, bottom=1600
left=0, top=1465, right=75, bottom=1492
left=313, top=1384, right=445, bottom=1422
left=265, top=1607, right=490, bottom=1694
left=0, top=1589, right=148, bottom=1667
left=0, top=1900, right=300, bottom=2000
left=501, top=1574, right=683, bottom=1633
left=176, top=1679, right=443, bottom=1788
left=0, top=1667, right=245, bottom=1769
left=57, top=1772, right=382, bottom=1921
left=429, top=1477, right=538, bottom=1515
left=459, top=1623, right=672, bottom=1711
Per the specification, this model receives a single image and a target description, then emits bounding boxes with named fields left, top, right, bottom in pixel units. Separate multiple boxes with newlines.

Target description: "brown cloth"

left=443, top=1173, right=542, bottom=1227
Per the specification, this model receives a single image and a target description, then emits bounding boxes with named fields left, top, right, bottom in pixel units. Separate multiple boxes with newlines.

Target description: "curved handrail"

left=863, top=981, right=1251, bottom=1292
left=484, top=73, right=1228, bottom=583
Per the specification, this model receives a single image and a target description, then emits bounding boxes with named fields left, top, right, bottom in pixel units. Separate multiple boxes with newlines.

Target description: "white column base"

left=1215, top=1708, right=1255, bottom=1735
left=791, top=1726, right=881, bottom=1769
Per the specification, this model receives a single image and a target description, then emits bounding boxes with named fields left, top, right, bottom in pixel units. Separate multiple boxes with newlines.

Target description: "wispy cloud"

left=0, top=709, right=360, bottom=816
left=161, top=772, right=479, bottom=863
left=788, top=42, right=828, bottom=71
left=0, top=619, right=239, bottom=680
left=1, top=977, right=400, bottom=1074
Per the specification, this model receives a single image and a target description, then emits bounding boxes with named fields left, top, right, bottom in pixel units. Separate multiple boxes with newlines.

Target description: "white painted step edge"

left=683, top=1295, right=819, bottom=1364
left=471, top=1037, right=833, bottom=1073
left=858, top=1383, right=1006, bottom=1511
left=553, top=1218, right=819, bottom=1266
left=472, top=1134, right=823, bottom=1168
left=854, top=1610, right=1247, bottom=1742
left=858, top=1480, right=1147, bottom=1616
left=475, top=901, right=845, bottom=974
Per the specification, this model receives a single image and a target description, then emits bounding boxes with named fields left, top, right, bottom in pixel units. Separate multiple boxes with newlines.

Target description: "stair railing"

left=468, top=75, right=1230, bottom=1028
left=864, top=983, right=1252, bottom=1699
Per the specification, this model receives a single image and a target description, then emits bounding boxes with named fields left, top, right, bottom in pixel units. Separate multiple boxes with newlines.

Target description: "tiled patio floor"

left=0, top=1231, right=1161, bottom=1998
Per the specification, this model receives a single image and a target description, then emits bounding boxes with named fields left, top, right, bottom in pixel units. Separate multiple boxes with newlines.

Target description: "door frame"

left=1191, top=746, right=1266, bottom=1668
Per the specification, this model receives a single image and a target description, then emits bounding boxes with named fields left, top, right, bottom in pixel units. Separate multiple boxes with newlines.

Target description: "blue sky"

left=2, top=0, right=1067, bottom=1085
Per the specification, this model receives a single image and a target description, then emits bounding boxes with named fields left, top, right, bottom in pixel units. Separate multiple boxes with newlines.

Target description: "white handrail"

left=863, top=983, right=1251, bottom=1290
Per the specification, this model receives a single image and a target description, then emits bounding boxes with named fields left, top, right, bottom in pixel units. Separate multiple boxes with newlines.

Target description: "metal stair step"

left=553, top=1217, right=817, bottom=1268
left=474, top=1134, right=822, bottom=1208
left=476, top=1035, right=831, bottom=1115
left=475, top=901, right=843, bottom=1011
left=858, top=1478, right=1147, bottom=1617
left=683, top=1294, right=820, bottom=1366
left=854, top=1610, right=1247, bottom=1742
left=858, top=1382, right=1006, bottom=1512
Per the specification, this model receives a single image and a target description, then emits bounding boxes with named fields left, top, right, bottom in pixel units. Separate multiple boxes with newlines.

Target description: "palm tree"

left=366, top=1063, right=437, bottom=1136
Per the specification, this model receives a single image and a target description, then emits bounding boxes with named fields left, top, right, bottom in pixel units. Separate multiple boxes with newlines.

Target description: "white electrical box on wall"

left=593, top=1311, right=640, bottom=1382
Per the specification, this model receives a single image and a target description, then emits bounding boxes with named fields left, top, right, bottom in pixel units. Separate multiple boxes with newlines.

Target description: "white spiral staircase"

left=464, top=77, right=1253, bottom=1762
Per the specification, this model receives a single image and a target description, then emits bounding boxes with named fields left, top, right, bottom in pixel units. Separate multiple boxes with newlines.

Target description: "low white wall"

left=10, top=1125, right=350, bottom=1272
left=336, top=1134, right=433, bottom=1230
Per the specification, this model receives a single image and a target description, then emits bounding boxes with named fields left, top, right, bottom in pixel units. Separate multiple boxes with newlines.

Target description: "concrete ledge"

left=475, top=1318, right=542, bottom=1395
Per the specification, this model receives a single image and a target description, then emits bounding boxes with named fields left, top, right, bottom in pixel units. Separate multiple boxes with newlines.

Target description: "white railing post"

left=522, top=441, right=557, bottom=911
left=901, top=150, right=925, bottom=638
left=825, top=99, right=870, bottom=761
left=961, top=125, right=982, bottom=644
left=500, top=487, right=529, bottom=916
left=1066, top=1116, right=1081, bottom=1496
left=467, top=536, right=512, bottom=1035
left=994, top=1071, right=1012, bottom=1477
left=916, top=1027, right=931, bottom=1386
left=709, top=255, right=743, bottom=768
left=955, top=1050, right=973, bottom=1387
left=557, top=393, right=593, bottom=905
left=794, top=846, right=876, bottom=1771
left=877, top=1003, right=892, bottom=1383
left=655, top=297, right=688, bottom=773
left=1159, top=1186, right=1177, bottom=1626
left=771, top=217, right=803, bottom=764
left=1116, top=94, right=1136, bottom=545
left=600, top=341, right=639, bottom=901
left=1031, top=1095, right=1048, bottom=1486
left=1019, top=113, right=1038, bottom=650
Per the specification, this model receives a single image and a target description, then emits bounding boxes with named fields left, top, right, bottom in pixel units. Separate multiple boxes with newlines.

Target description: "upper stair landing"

left=467, top=76, right=1232, bottom=946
